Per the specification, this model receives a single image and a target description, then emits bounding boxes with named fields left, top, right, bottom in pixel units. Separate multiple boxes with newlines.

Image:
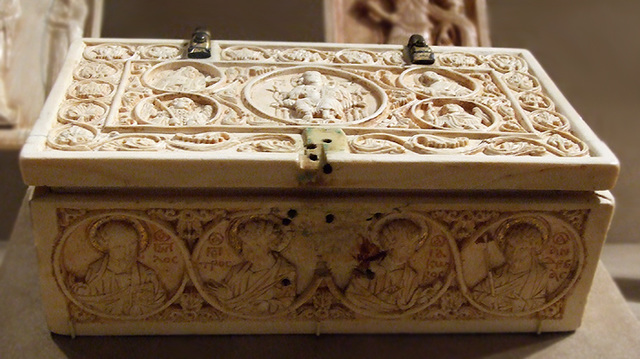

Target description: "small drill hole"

left=287, top=209, right=298, bottom=218
left=309, top=154, right=318, bottom=161
left=323, top=138, right=333, bottom=143
left=282, top=218, right=292, bottom=226
left=365, top=269, right=375, bottom=280
left=323, top=164, right=333, bottom=174
left=306, top=144, right=317, bottom=150
left=281, top=278, right=292, bottom=286
left=325, top=214, right=335, bottom=223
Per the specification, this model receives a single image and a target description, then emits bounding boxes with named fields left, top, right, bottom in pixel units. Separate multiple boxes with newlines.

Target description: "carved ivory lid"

left=20, top=39, right=618, bottom=191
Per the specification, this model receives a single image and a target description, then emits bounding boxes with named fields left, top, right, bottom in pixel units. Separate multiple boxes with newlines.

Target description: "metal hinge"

left=298, top=128, right=348, bottom=184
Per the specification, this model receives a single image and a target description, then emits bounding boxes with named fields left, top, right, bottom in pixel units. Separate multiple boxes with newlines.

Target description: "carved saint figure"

left=345, top=218, right=438, bottom=313
left=417, top=71, right=471, bottom=97
left=281, top=71, right=345, bottom=121
left=209, top=218, right=296, bottom=316
left=473, top=222, right=550, bottom=313
left=168, top=97, right=213, bottom=125
left=358, top=0, right=478, bottom=46
left=423, top=103, right=490, bottom=130
left=73, top=218, right=167, bottom=316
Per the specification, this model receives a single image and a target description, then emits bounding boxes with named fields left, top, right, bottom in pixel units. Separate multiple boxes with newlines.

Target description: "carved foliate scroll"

left=54, top=205, right=587, bottom=323
left=45, top=40, right=590, bottom=158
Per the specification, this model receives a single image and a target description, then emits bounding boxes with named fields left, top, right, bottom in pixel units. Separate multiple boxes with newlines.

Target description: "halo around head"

left=371, top=213, right=429, bottom=252
left=496, top=215, right=550, bottom=250
left=227, top=215, right=289, bottom=255
left=88, top=215, right=149, bottom=253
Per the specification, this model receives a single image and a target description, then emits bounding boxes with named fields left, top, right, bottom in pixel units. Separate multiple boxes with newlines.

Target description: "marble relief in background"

left=0, top=0, right=102, bottom=149
left=325, top=0, right=491, bottom=46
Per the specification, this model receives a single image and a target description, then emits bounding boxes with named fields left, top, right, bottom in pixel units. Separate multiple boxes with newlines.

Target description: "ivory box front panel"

left=30, top=189, right=613, bottom=335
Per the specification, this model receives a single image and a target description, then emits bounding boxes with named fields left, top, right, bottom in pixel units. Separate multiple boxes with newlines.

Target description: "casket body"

left=20, top=39, right=618, bottom=335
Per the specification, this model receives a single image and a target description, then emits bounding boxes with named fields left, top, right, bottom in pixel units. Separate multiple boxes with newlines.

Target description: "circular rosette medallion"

left=502, top=71, right=540, bottom=92
left=68, top=80, right=115, bottom=100
left=333, top=213, right=455, bottom=318
left=139, top=44, right=184, bottom=60
left=59, top=100, right=109, bottom=125
left=398, top=68, right=479, bottom=98
left=84, top=44, right=136, bottom=62
left=411, top=98, right=498, bottom=131
left=142, top=61, right=224, bottom=93
left=436, top=52, right=484, bottom=68
left=459, top=214, right=584, bottom=316
left=221, top=46, right=271, bottom=61
left=134, top=93, right=219, bottom=126
left=54, top=213, right=188, bottom=320
left=74, top=61, right=119, bottom=80
left=191, top=215, right=314, bottom=319
left=335, top=49, right=377, bottom=64
left=243, top=66, right=388, bottom=126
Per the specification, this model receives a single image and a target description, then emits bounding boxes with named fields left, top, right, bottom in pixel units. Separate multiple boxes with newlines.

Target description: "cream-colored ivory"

left=21, top=39, right=618, bottom=335
left=20, top=39, right=618, bottom=190
left=29, top=189, right=614, bottom=335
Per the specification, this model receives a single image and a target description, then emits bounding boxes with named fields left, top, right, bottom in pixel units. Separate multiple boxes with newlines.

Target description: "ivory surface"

left=21, top=39, right=618, bottom=335
left=20, top=39, right=618, bottom=190
left=29, top=189, right=614, bottom=335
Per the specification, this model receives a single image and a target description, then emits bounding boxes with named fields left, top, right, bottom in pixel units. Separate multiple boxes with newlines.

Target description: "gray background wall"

left=1, top=0, right=638, bottom=243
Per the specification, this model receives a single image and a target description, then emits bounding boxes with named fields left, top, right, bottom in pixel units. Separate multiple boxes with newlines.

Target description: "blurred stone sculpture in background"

left=43, top=0, right=88, bottom=94
left=0, top=0, right=100, bottom=148
left=324, top=0, right=490, bottom=46
left=0, top=0, right=20, bottom=126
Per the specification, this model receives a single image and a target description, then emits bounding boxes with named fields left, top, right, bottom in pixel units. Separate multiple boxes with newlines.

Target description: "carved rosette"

left=139, top=44, right=185, bottom=60
left=55, top=207, right=587, bottom=324
left=221, top=46, right=272, bottom=61
left=46, top=41, right=589, bottom=157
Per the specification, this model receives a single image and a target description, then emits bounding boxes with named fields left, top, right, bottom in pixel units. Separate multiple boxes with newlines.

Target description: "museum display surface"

left=19, top=38, right=618, bottom=335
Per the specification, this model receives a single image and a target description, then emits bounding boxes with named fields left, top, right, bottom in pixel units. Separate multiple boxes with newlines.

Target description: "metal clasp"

left=298, top=128, right=348, bottom=184
left=188, top=27, right=212, bottom=59
left=407, top=34, right=435, bottom=65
